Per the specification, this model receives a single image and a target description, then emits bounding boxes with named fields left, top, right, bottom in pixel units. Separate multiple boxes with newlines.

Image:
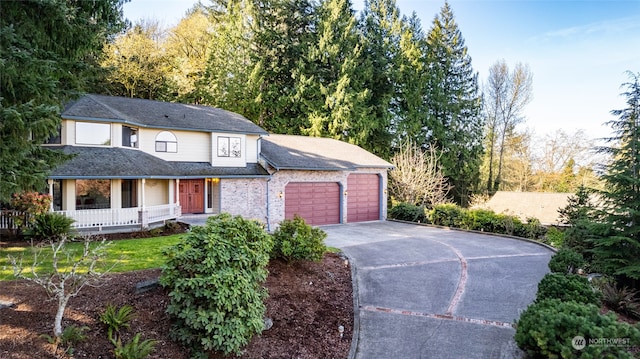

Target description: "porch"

left=55, top=203, right=182, bottom=230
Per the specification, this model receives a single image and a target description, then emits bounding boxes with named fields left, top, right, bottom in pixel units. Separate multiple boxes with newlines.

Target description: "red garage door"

left=347, top=174, right=380, bottom=222
left=285, top=182, right=340, bottom=225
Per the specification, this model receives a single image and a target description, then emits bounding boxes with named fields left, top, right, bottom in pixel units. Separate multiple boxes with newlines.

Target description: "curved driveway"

left=322, top=221, right=553, bottom=359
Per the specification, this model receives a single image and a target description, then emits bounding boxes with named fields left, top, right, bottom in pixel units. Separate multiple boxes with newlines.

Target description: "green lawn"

left=0, top=234, right=184, bottom=281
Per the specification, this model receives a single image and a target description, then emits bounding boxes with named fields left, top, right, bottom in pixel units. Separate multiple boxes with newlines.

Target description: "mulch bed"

left=0, top=227, right=354, bottom=358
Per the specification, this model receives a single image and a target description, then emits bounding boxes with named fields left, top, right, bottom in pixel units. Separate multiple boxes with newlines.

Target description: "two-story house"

left=44, top=94, right=392, bottom=231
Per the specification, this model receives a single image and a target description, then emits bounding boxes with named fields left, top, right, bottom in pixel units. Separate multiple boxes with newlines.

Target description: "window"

left=52, top=180, right=62, bottom=211
left=155, top=131, right=177, bottom=152
left=76, top=179, right=110, bottom=210
left=217, top=136, right=241, bottom=157
left=121, top=179, right=137, bottom=208
left=207, top=178, right=220, bottom=213
left=122, top=126, right=138, bottom=148
left=46, top=126, right=62, bottom=144
left=76, top=122, right=111, bottom=145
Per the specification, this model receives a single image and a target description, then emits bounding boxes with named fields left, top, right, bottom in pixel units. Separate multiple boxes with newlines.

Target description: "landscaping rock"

left=134, top=278, right=160, bottom=294
left=0, top=300, right=15, bottom=309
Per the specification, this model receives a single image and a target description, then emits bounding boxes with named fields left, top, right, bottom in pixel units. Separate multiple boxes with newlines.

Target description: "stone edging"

left=340, top=251, right=360, bottom=359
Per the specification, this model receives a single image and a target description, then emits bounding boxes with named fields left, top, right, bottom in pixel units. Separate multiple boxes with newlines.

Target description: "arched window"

left=155, top=131, right=177, bottom=152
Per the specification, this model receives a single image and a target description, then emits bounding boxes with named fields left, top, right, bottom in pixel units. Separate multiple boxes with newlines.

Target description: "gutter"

left=62, top=115, right=269, bottom=136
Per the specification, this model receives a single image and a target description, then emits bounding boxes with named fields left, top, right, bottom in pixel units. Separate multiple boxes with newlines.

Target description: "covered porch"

left=54, top=203, right=182, bottom=230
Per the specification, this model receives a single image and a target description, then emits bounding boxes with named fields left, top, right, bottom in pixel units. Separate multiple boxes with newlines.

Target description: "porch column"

left=175, top=179, right=180, bottom=207
left=175, top=179, right=182, bottom=217
left=47, top=179, right=54, bottom=212
left=139, top=178, right=149, bottom=229
left=141, top=178, right=146, bottom=209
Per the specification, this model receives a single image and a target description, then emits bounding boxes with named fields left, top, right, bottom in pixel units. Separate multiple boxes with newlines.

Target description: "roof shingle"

left=62, top=95, right=268, bottom=135
left=47, top=146, right=268, bottom=178
left=260, top=134, right=393, bottom=171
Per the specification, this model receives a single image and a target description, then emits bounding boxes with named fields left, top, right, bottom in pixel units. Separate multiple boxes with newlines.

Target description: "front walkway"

left=322, top=221, right=553, bottom=359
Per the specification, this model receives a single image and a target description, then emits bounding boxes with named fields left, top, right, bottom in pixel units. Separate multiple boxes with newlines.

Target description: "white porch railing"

left=56, top=204, right=181, bottom=229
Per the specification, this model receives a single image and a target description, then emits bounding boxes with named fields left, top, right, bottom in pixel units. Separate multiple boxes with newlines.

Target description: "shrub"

left=544, top=226, right=565, bottom=248
left=429, top=204, right=464, bottom=227
left=9, top=191, right=52, bottom=230
left=595, top=278, right=640, bottom=319
left=464, top=209, right=498, bottom=231
left=549, top=248, right=585, bottom=274
left=536, top=273, right=601, bottom=306
left=25, top=212, right=75, bottom=240
left=271, top=215, right=327, bottom=262
left=388, top=202, right=428, bottom=223
left=515, top=299, right=640, bottom=358
left=160, top=213, right=273, bottom=356
left=523, top=217, right=547, bottom=239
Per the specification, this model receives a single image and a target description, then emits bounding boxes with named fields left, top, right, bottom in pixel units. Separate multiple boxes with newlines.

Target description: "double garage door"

left=284, top=174, right=380, bottom=225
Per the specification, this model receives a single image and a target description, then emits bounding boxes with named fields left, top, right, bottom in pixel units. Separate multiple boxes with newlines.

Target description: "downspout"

left=266, top=176, right=271, bottom=232
left=339, top=182, right=345, bottom=224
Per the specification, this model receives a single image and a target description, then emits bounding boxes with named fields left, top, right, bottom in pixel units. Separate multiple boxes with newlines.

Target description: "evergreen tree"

left=357, top=0, right=402, bottom=158
left=0, top=0, right=127, bottom=202
left=592, top=71, right=640, bottom=283
left=394, top=13, right=429, bottom=146
left=424, top=2, right=483, bottom=206
left=199, top=0, right=257, bottom=115
left=248, top=0, right=317, bottom=134
left=558, top=185, right=600, bottom=260
left=298, top=0, right=369, bottom=142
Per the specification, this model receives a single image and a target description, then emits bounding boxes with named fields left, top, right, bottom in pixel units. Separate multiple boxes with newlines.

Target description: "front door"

left=179, top=179, right=205, bottom=214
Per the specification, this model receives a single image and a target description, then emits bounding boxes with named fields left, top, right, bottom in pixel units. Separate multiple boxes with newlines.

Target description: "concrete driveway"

left=322, top=221, right=553, bottom=359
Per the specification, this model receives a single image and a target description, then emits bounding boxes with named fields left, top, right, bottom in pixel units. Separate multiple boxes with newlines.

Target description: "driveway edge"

left=388, top=219, right=558, bottom=253
left=342, top=251, right=360, bottom=359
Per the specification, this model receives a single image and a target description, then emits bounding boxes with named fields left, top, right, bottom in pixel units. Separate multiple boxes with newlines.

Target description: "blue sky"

left=123, top=0, right=640, bottom=140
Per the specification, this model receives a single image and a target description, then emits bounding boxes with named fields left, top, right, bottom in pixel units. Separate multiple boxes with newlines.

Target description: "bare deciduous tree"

left=9, top=236, right=114, bottom=340
left=389, top=141, right=450, bottom=208
left=483, top=60, right=533, bottom=193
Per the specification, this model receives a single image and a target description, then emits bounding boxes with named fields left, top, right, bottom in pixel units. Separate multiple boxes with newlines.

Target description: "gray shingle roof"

left=483, top=191, right=572, bottom=225
left=47, top=146, right=268, bottom=178
left=62, top=95, right=268, bottom=135
left=261, top=134, right=393, bottom=171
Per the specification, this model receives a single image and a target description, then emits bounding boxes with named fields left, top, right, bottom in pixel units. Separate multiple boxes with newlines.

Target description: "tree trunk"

left=54, top=295, right=70, bottom=338
left=495, top=128, right=508, bottom=192
left=486, top=130, right=495, bottom=193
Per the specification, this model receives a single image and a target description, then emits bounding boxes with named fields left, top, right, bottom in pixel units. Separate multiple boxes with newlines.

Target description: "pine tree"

left=248, top=0, right=317, bottom=134
left=0, top=0, right=127, bottom=202
left=357, top=0, right=402, bottom=158
left=299, top=0, right=369, bottom=143
left=592, top=71, right=640, bottom=283
left=394, top=13, right=429, bottom=146
left=199, top=0, right=257, bottom=115
left=424, top=2, right=483, bottom=206
left=558, top=185, right=602, bottom=261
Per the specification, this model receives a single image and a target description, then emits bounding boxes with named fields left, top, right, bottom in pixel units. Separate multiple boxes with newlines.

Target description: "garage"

left=285, top=182, right=341, bottom=225
left=347, top=174, right=380, bottom=222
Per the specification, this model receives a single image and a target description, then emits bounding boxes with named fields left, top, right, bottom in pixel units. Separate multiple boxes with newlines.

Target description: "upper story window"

left=155, top=131, right=177, bottom=152
left=46, top=126, right=62, bottom=144
left=122, top=126, right=138, bottom=148
left=218, top=136, right=241, bottom=157
left=76, top=122, right=111, bottom=145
